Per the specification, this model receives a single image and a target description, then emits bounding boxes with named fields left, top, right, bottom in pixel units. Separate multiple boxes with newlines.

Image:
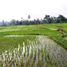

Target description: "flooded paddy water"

left=0, top=35, right=67, bottom=67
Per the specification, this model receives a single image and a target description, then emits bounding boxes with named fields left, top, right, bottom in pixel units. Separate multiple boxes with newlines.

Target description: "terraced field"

left=0, top=23, right=67, bottom=67
left=0, top=36, right=67, bottom=67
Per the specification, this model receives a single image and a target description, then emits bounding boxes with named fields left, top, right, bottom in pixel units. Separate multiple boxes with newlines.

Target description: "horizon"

left=0, top=0, right=67, bottom=21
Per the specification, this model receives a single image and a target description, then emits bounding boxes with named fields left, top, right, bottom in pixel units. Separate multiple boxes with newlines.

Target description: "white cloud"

left=0, top=0, right=67, bottom=21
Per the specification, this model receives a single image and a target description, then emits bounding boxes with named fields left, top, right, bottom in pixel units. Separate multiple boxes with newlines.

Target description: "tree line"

left=1, top=15, right=67, bottom=26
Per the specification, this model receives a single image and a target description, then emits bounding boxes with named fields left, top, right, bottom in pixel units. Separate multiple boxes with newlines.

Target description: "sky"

left=0, top=0, right=67, bottom=21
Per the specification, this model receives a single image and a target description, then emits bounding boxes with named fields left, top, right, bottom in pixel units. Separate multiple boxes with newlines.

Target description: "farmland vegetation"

left=0, top=23, right=67, bottom=51
left=0, top=35, right=67, bottom=67
left=0, top=15, right=67, bottom=67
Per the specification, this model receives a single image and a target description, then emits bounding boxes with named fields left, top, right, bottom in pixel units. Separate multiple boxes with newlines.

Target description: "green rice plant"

left=0, top=39, right=66, bottom=67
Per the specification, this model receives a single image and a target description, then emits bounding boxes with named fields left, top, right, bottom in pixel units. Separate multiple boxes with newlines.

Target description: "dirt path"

left=36, top=35, right=67, bottom=65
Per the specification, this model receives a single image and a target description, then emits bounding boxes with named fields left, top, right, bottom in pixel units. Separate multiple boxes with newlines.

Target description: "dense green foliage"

left=1, top=15, right=67, bottom=26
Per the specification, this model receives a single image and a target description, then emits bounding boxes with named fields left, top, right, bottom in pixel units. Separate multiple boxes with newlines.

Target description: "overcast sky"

left=0, top=0, right=67, bottom=21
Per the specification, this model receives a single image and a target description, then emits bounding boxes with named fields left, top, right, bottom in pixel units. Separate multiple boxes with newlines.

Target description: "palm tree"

left=28, top=15, right=31, bottom=20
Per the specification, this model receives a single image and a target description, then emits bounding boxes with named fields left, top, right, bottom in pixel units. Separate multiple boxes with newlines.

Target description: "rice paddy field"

left=0, top=23, right=67, bottom=67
